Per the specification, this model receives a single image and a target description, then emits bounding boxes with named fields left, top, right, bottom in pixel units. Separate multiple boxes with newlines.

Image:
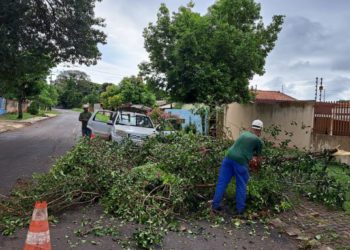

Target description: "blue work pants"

left=82, top=127, right=92, bottom=137
left=212, top=157, right=249, bottom=213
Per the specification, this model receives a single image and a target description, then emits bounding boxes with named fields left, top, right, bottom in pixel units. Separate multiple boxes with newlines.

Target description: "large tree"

left=140, top=0, right=284, bottom=105
left=54, top=70, right=100, bottom=109
left=0, top=53, right=52, bottom=118
left=0, top=0, right=106, bottom=118
left=38, top=83, right=59, bottom=111
left=100, top=76, right=156, bottom=110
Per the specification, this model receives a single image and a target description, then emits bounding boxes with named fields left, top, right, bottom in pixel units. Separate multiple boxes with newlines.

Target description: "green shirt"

left=226, top=131, right=263, bottom=166
left=79, top=111, right=92, bottom=128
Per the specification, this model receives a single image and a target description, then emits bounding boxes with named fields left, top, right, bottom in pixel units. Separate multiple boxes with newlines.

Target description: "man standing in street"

left=212, top=120, right=264, bottom=215
left=79, top=104, right=92, bottom=137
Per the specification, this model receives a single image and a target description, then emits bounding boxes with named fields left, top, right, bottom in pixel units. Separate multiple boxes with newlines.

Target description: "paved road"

left=0, top=109, right=80, bottom=194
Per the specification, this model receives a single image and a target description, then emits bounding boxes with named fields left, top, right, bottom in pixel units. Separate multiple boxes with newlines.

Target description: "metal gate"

left=314, top=102, right=350, bottom=136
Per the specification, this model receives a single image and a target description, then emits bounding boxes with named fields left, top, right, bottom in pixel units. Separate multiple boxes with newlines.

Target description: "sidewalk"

left=0, top=114, right=57, bottom=134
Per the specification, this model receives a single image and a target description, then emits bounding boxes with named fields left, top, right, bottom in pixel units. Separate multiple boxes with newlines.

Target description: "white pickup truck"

left=87, top=109, right=159, bottom=144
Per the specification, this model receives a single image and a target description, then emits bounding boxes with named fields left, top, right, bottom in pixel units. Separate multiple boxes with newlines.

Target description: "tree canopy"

left=0, top=0, right=106, bottom=118
left=0, top=0, right=106, bottom=68
left=38, top=84, right=59, bottom=110
left=100, top=76, right=156, bottom=110
left=140, top=0, right=284, bottom=105
left=0, top=52, right=52, bottom=118
left=54, top=70, right=100, bottom=109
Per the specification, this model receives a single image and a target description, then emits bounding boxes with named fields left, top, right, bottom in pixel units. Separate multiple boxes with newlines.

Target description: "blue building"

left=0, top=97, right=6, bottom=115
left=165, top=108, right=209, bottom=135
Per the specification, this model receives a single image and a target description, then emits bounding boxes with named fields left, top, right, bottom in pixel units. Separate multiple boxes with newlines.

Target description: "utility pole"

left=319, top=78, right=323, bottom=102
left=315, top=77, right=318, bottom=102
left=323, top=88, right=326, bottom=102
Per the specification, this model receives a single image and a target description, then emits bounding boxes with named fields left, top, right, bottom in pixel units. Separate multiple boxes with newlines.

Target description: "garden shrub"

left=28, top=101, right=40, bottom=115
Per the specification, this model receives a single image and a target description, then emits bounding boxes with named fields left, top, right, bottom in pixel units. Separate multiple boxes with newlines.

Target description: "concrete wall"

left=224, top=101, right=315, bottom=149
left=311, top=133, right=350, bottom=151
left=93, top=103, right=102, bottom=111
left=6, top=99, right=29, bottom=113
left=311, top=133, right=350, bottom=165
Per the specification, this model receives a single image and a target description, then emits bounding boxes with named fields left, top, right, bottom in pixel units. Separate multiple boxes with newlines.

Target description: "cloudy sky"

left=53, top=0, right=350, bottom=101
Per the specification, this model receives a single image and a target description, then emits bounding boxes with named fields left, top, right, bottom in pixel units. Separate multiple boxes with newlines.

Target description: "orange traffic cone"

left=24, top=201, right=52, bottom=250
left=90, top=133, right=96, bottom=139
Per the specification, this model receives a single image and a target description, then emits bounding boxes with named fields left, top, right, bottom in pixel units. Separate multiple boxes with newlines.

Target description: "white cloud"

left=52, top=0, right=350, bottom=101
left=52, top=0, right=203, bottom=84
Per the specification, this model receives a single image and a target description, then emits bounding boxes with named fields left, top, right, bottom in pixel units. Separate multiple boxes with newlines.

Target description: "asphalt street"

left=0, top=109, right=80, bottom=194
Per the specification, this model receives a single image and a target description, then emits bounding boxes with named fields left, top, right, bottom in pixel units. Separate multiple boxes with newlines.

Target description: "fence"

left=314, top=102, right=350, bottom=136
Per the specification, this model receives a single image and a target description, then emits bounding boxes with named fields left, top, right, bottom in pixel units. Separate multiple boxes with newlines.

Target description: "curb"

left=0, top=115, right=58, bottom=134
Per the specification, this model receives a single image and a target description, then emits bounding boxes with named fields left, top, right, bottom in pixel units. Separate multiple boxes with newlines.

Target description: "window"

left=94, top=111, right=113, bottom=123
left=117, top=113, right=153, bottom=128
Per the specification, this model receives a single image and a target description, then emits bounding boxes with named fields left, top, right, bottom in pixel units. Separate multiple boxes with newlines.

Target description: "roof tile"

left=254, top=90, right=297, bottom=102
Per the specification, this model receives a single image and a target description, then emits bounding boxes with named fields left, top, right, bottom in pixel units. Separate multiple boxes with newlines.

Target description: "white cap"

left=252, top=119, right=263, bottom=130
left=83, top=104, right=89, bottom=108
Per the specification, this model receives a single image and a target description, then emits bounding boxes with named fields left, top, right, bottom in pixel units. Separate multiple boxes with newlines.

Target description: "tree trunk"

left=17, top=98, right=23, bottom=119
left=200, top=113, right=206, bottom=135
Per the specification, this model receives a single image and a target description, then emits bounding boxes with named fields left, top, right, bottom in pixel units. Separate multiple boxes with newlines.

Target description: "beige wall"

left=311, top=133, right=350, bottom=165
left=6, top=99, right=29, bottom=113
left=311, top=133, right=350, bottom=151
left=223, top=101, right=315, bottom=149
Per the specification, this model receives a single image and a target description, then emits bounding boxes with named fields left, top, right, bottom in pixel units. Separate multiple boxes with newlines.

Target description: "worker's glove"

left=249, top=156, right=261, bottom=173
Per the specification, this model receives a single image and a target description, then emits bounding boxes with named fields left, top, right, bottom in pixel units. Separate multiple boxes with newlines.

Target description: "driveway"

left=0, top=109, right=80, bottom=194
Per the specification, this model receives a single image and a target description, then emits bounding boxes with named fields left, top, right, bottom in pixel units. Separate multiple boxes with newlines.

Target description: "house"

left=254, top=90, right=297, bottom=103
left=0, top=97, right=6, bottom=115
left=0, top=97, right=30, bottom=115
left=165, top=108, right=208, bottom=134
left=159, top=103, right=209, bottom=134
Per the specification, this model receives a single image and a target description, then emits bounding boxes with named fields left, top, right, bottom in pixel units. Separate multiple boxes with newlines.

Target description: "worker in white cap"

left=79, top=104, right=92, bottom=137
left=212, top=119, right=264, bottom=215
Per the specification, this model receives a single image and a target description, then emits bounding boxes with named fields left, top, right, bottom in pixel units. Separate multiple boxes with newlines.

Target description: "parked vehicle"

left=87, top=109, right=159, bottom=144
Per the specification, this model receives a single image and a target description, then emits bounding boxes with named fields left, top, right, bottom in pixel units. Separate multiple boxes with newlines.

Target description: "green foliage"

left=28, top=101, right=40, bottom=115
left=54, top=70, right=100, bottom=109
left=0, top=0, right=106, bottom=117
left=0, top=0, right=106, bottom=68
left=99, top=76, right=156, bottom=110
left=262, top=126, right=350, bottom=210
left=147, top=108, right=181, bottom=131
left=133, top=226, right=165, bottom=249
left=0, top=216, right=25, bottom=236
left=0, top=53, right=50, bottom=119
left=2, top=132, right=350, bottom=249
left=38, top=84, right=58, bottom=110
left=184, top=123, right=197, bottom=134
left=140, top=0, right=284, bottom=105
left=192, top=104, right=209, bottom=134
left=95, top=112, right=110, bottom=123
left=0, top=112, right=35, bottom=121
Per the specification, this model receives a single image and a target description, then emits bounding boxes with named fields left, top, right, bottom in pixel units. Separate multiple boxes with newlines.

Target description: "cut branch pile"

left=1, top=133, right=349, bottom=249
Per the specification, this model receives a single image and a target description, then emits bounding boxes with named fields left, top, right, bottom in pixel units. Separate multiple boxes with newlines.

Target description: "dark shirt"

left=79, top=111, right=92, bottom=129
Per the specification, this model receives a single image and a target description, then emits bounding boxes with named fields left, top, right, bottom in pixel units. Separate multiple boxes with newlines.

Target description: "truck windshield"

left=117, top=114, right=153, bottom=128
